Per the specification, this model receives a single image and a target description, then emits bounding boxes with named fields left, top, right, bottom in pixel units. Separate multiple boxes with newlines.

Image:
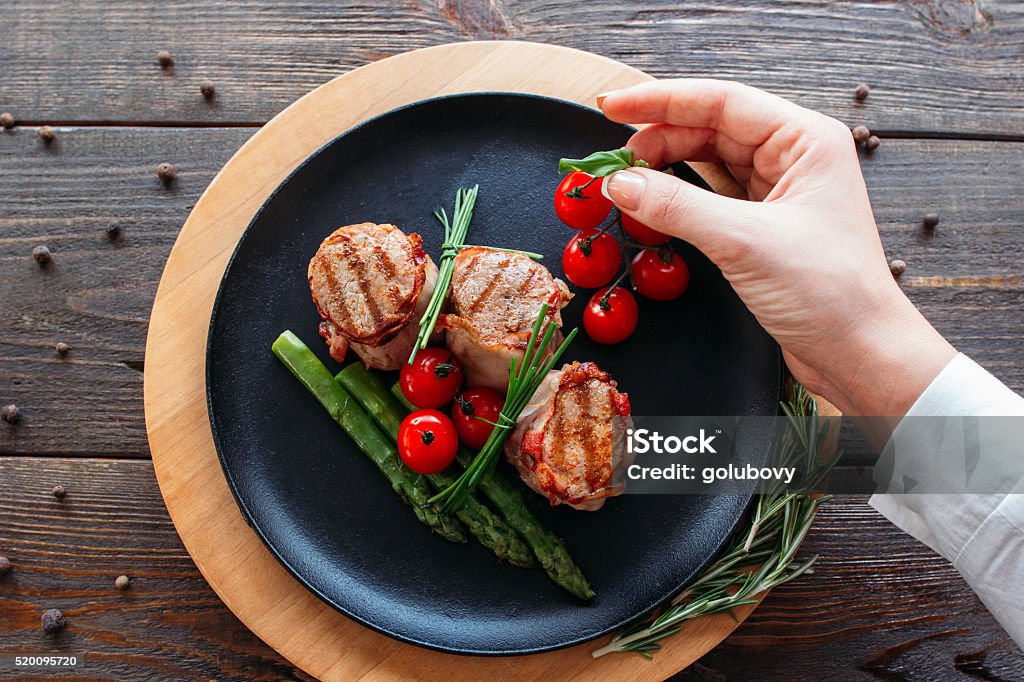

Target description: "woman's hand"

left=599, top=79, right=955, bottom=417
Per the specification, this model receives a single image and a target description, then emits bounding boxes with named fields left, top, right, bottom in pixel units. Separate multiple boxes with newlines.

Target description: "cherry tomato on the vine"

left=554, top=171, right=613, bottom=230
left=631, top=248, right=690, bottom=301
left=400, top=347, right=463, bottom=408
left=583, top=286, right=639, bottom=345
left=397, top=409, right=459, bottom=475
left=451, top=386, right=504, bottom=450
left=621, top=213, right=671, bottom=246
left=562, top=229, right=622, bottom=289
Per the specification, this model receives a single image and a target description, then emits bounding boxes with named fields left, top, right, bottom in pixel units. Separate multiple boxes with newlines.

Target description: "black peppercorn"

left=157, top=50, right=174, bottom=68
left=1, top=404, right=21, bottom=424
left=889, top=259, right=907, bottom=277
left=52, top=485, right=66, bottom=500
left=923, top=213, right=940, bottom=230
left=865, top=135, right=880, bottom=151
left=200, top=81, right=216, bottom=100
left=156, top=162, right=177, bottom=183
left=854, top=83, right=870, bottom=101
left=0, top=112, right=14, bottom=129
left=42, top=608, right=66, bottom=634
left=106, top=222, right=122, bottom=240
left=115, top=575, right=131, bottom=590
left=56, top=342, right=71, bottom=355
left=0, top=556, right=11, bottom=577
left=38, top=126, right=55, bottom=143
left=852, top=125, right=870, bottom=143
left=33, top=245, right=52, bottom=265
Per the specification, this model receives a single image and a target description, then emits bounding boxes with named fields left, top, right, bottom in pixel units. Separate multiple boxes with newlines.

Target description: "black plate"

left=207, top=93, right=782, bottom=655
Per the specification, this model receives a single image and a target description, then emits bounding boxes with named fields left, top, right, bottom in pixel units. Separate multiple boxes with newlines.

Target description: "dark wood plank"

left=0, top=456, right=313, bottom=681
left=0, top=457, right=1019, bottom=679
left=1, top=1, right=1022, bottom=135
left=1, top=128, right=1021, bottom=457
left=0, top=127, right=252, bottom=456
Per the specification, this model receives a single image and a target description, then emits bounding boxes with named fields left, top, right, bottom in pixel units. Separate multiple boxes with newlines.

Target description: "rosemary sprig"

left=409, top=185, right=479, bottom=365
left=591, top=384, right=833, bottom=659
left=429, top=303, right=577, bottom=512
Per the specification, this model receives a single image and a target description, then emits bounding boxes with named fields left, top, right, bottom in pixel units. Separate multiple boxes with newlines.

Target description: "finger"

left=601, top=166, right=758, bottom=257
left=601, top=79, right=812, bottom=148
left=626, top=122, right=760, bottom=170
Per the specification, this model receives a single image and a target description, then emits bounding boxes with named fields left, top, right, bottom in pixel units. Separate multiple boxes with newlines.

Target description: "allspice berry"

left=33, top=245, right=53, bottom=265
left=865, top=135, right=881, bottom=151
left=852, top=125, right=870, bottom=143
left=889, top=259, right=907, bottom=277
left=854, top=83, right=870, bottom=101
left=157, top=50, right=174, bottom=68
left=923, top=213, right=940, bottom=230
left=156, top=162, right=177, bottom=183
left=38, top=126, right=55, bottom=143
left=52, top=485, right=67, bottom=500
left=2, top=404, right=21, bottom=424
left=42, top=608, right=66, bottom=634
left=200, top=81, right=216, bottom=100
left=0, top=556, right=11, bottom=577
left=0, top=112, right=14, bottom=129
left=56, top=342, right=71, bottom=356
left=115, top=575, right=131, bottom=590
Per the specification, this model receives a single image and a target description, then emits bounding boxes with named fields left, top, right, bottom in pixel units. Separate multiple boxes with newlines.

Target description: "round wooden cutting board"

left=144, top=41, right=758, bottom=681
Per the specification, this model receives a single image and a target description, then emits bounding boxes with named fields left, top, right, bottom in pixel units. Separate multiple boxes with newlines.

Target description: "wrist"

left=825, top=293, right=956, bottom=418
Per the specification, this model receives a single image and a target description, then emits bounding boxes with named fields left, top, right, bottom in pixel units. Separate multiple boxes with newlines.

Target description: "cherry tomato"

left=621, top=213, right=671, bottom=246
left=397, top=409, right=459, bottom=474
left=631, top=248, right=690, bottom=301
left=554, top=171, right=613, bottom=230
left=400, top=347, right=463, bottom=408
left=451, top=386, right=505, bottom=450
left=562, top=230, right=622, bottom=289
left=583, top=286, right=639, bottom=345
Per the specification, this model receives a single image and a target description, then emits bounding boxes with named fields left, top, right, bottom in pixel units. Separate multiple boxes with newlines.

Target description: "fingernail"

left=595, top=93, right=609, bottom=109
left=602, top=169, right=646, bottom=211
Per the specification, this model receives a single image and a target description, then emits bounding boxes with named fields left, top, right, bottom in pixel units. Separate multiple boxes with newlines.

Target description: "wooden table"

left=2, top=2, right=1023, bottom=679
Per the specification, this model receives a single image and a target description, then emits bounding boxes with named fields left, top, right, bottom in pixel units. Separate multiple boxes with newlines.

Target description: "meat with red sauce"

left=441, top=246, right=571, bottom=392
left=504, top=361, right=633, bottom=511
left=308, top=222, right=437, bottom=370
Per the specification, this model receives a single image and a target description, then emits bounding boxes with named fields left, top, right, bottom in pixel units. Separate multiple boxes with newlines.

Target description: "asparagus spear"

left=337, top=363, right=534, bottom=568
left=271, top=331, right=467, bottom=543
left=390, top=382, right=595, bottom=600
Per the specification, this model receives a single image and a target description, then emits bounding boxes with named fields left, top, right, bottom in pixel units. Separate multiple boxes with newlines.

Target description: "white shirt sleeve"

left=870, top=353, right=1024, bottom=646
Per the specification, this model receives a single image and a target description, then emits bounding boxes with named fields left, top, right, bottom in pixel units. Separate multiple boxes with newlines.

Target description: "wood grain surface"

left=1, top=1, right=1022, bottom=136
left=0, top=5, right=1022, bottom=679
left=1, top=459, right=1020, bottom=680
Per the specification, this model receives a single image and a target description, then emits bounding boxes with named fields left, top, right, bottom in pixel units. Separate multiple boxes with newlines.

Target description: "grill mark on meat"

left=372, top=242, right=404, bottom=311
left=578, top=384, right=597, bottom=486
left=468, top=268, right=507, bottom=315
left=347, top=245, right=385, bottom=334
left=321, top=256, right=355, bottom=331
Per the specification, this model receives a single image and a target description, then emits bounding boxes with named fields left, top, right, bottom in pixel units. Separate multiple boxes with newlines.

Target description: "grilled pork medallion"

left=441, top=246, right=572, bottom=392
left=308, top=222, right=437, bottom=370
left=505, top=361, right=633, bottom=511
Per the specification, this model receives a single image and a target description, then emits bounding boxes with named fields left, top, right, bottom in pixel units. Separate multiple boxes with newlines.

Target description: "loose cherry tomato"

left=583, top=286, right=639, bottom=344
left=631, top=248, right=690, bottom=301
left=400, top=347, right=463, bottom=408
left=397, top=409, right=458, bottom=474
left=451, top=386, right=504, bottom=450
left=562, top=229, right=622, bottom=289
left=621, top=213, right=671, bottom=246
left=554, top=171, right=613, bottom=230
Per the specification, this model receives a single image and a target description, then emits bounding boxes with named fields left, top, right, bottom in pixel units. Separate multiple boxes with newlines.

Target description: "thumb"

left=602, top=167, right=756, bottom=253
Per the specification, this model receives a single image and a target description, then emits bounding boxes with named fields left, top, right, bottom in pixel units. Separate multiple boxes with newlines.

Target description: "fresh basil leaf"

left=558, top=148, right=636, bottom=177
